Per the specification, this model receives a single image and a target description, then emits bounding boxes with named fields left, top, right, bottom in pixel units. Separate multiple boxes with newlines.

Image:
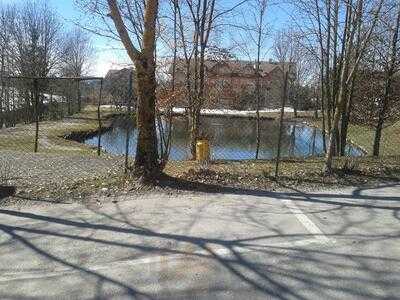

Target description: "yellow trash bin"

left=196, top=139, right=210, bottom=163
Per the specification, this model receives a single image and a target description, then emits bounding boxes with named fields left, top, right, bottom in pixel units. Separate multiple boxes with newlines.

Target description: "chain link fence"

left=1, top=75, right=400, bottom=202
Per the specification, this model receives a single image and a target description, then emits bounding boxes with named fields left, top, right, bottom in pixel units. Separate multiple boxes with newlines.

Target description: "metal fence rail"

left=1, top=76, right=400, bottom=201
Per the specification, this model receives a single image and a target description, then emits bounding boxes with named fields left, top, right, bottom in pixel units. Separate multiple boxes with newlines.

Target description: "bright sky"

left=47, top=0, right=131, bottom=76
left=2, top=0, right=291, bottom=77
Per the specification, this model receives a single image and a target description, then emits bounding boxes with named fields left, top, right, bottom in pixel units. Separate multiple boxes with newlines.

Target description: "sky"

left=2, top=0, right=132, bottom=76
left=2, top=0, right=291, bottom=77
left=46, top=0, right=131, bottom=76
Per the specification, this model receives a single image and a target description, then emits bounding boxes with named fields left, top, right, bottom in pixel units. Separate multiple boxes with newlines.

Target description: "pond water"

left=84, top=116, right=364, bottom=160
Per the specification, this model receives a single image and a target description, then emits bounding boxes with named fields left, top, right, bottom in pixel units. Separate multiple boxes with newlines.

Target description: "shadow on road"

left=0, top=181, right=399, bottom=299
left=157, top=175, right=400, bottom=210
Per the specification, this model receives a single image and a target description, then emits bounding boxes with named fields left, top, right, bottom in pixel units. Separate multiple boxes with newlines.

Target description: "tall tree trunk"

left=255, top=28, right=262, bottom=160
left=319, top=89, right=327, bottom=152
left=107, top=0, right=160, bottom=179
left=134, top=56, right=159, bottom=175
left=339, top=75, right=355, bottom=156
left=255, top=0, right=266, bottom=159
left=373, top=99, right=387, bottom=157
left=373, top=70, right=395, bottom=157
left=0, top=52, right=4, bottom=129
left=324, top=0, right=383, bottom=173
left=373, top=2, right=400, bottom=157
left=275, top=70, right=289, bottom=178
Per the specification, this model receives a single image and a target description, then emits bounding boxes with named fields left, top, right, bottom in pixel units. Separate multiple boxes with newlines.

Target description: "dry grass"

left=162, top=156, right=400, bottom=191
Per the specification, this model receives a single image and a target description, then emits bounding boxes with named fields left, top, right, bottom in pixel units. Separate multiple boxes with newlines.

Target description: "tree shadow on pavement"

left=0, top=180, right=399, bottom=299
left=156, top=175, right=400, bottom=210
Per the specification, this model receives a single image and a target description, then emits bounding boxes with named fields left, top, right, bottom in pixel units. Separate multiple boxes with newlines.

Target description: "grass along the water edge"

left=306, top=118, right=400, bottom=156
left=0, top=105, right=122, bottom=156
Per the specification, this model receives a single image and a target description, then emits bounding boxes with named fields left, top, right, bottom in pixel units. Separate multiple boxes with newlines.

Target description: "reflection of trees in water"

left=88, top=116, right=350, bottom=160
left=288, top=124, right=296, bottom=157
left=100, top=127, right=136, bottom=155
left=286, top=125, right=323, bottom=158
left=171, top=116, right=298, bottom=159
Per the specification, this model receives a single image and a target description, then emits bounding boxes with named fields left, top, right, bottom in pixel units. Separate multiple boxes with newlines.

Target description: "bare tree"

left=12, top=0, right=61, bottom=78
left=156, top=0, right=179, bottom=166
left=324, top=0, right=384, bottom=173
left=272, top=29, right=296, bottom=178
left=175, top=0, right=217, bottom=158
left=61, top=28, right=93, bottom=77
left=61, top=28, right=93, bottom=112
left=7, top=0, right=62, bottom=123
left=372, top=1, right=400, bottom=156
left=175, top=0, right=247, bottom=158
left=253, top=0, right=268, bottom=160
left=0, top=4, right=15, bottom=128
left=106, top=0, right=161, bottom=179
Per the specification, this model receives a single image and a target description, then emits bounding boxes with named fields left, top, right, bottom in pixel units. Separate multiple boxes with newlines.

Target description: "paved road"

left=0, top=183, right=399, bottom=299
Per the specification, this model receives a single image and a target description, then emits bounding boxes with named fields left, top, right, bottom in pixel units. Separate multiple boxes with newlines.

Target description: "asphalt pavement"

left=0, top=183, right=399, bottom=299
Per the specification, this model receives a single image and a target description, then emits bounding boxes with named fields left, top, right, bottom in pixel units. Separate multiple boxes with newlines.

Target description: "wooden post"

left=77, top=79, right=82, bottom=112
left=97, top=79, right=103, bottom=156
left=33, top=78, right=39, bottom=153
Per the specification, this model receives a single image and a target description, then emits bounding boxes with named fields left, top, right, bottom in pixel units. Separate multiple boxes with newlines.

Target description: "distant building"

left=173, top=60, right=296, bottom=110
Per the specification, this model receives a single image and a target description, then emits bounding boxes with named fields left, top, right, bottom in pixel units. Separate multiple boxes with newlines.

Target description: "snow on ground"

left=99, top=105, right=316, bottom=117
left=171, top=107, right=297, bottom=116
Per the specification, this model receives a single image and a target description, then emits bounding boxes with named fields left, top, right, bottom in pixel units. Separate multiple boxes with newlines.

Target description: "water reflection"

left=85, top=116, right=363, bottom=160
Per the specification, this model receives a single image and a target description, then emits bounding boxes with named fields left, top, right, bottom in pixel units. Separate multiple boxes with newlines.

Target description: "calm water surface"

left=85, top=116, right=364, bottom=160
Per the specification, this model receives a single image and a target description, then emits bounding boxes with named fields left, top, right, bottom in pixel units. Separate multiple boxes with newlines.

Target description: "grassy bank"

left=166, top=156, right=400, bottom=188
left=307, top=118, right=400, bottom=156
left=0, top=105, right=122, bottom=156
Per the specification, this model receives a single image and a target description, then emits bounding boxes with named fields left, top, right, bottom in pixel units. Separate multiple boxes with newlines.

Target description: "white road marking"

left=282, top=199, right=331, bottom=245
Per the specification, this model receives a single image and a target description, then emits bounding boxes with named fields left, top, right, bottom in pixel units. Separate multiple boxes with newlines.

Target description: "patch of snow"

left=98, top=105, right=315, bottom=116
left=171, top=107, right=301, bottom=116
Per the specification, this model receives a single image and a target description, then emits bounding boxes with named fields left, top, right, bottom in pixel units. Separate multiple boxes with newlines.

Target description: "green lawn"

left=0, top=105, right=121, bottom=156
left=309, top=118, right=400, bottom=156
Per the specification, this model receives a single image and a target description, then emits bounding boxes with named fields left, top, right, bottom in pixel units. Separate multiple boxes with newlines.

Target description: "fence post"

left=77, top=79, right=81, bottom=112
left=33, top=78, right=39, bottom=153
left=275, top=70, right=289, bottom=178
left=125, top=70, right=134, bottom=173
left=97, top=79, right=103, bottom=156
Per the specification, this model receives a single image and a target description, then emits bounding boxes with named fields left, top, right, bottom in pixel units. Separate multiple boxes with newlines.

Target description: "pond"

left=84, top=116, right=364, bottom=160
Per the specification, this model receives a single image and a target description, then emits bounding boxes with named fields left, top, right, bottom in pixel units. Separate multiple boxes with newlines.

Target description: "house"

left=173, top=60, right=296, bottom=110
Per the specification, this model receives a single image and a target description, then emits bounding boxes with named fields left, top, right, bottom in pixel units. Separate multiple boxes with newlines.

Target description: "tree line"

left=0, top=0, right=92, bottom=127
left=79, top=0, right=398, bottom=179
left=292, top=0, right=400, bottom=172
left=2, top=0, right=399, bottom=180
